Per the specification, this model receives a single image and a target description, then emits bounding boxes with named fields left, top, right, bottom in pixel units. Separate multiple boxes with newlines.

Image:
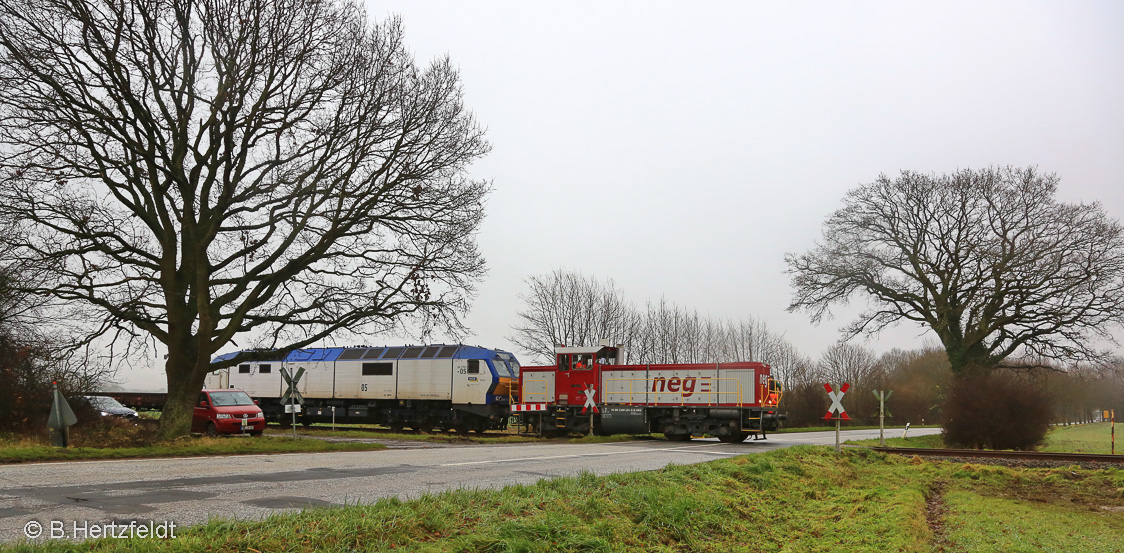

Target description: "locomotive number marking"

left=361, top=384, right=368, bottom=392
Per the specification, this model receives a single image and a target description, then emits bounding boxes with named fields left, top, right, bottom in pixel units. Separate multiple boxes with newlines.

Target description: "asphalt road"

left=1, top=427, right=940, bottom=544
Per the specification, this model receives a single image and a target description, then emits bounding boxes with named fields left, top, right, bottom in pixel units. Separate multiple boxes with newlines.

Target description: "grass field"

left=848, top=422, right=1119, bottom=453
left=5, top=445, right=1121, bottom=553
left=1040, top=422, right=1119, bottom=454
left=0, top=435, right=386, bottom=464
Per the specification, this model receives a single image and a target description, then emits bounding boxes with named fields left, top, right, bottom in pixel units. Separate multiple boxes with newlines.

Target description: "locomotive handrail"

left=603, top=378, right=746, bottom=407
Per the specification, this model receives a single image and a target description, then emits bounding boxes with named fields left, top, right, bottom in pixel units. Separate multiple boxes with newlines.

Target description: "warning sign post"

left=824, top=383, right=849, bottom=453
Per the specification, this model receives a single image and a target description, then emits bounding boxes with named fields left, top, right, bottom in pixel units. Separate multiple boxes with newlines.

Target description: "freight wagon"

left=205, top=344, right=520, bottom=433
left=512, top=343, right=783, bottom=442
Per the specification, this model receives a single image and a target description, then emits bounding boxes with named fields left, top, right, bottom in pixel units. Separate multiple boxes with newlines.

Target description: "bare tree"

left=0, top=0, right=490, bottom=438
left=509, top=270, right=640, bottom=363
left=817, top=343, right=877, bottom=389
left=511, top=270, right=812, bottom=386
left=787, top=167, right=1124, bottom=376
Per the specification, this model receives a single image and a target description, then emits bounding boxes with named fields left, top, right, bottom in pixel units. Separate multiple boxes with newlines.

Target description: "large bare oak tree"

left=0, top=0, right=490, bottom=438
left=787, top=167, right=1124, bottom=376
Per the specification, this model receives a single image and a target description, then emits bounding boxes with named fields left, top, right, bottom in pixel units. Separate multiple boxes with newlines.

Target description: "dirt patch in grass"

left=926, top=481, right=959, bottom=553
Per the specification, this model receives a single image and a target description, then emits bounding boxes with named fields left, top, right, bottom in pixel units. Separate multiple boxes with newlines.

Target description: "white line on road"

left=440, top=443, right=736, bottom=466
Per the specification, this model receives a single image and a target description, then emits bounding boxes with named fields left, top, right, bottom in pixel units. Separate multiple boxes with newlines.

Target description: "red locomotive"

left=511, top=342, right=783, bottom=442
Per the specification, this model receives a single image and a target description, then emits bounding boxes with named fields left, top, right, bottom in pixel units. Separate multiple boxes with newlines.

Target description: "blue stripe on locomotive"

left=284, top=348, right=344, bottom=362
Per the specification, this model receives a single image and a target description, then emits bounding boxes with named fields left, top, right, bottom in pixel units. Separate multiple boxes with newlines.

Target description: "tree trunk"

left=943, top=339, right=994, bottom=377
left=156, top=355, right=208, bottom=441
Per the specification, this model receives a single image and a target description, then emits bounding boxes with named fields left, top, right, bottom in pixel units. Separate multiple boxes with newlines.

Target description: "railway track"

left=870, top=446, right=1124, bottom=464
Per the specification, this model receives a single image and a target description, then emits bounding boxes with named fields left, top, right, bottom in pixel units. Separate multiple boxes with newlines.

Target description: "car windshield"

left=209, top=391, right=254, bottom=406
left=86, top=396, right=125, bottom=410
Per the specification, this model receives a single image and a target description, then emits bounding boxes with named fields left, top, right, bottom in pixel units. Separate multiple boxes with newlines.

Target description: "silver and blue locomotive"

left=205, top=344, right=520, bottom=432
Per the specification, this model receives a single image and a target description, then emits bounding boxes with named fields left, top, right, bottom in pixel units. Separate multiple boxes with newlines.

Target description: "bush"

left=0, top=336, right=54, bottom=434
left=943, top=370, right=1053, bottom=450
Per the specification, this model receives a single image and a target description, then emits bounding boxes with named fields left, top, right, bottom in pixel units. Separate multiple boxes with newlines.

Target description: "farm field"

left=5, top=445, right=1122, bottom=553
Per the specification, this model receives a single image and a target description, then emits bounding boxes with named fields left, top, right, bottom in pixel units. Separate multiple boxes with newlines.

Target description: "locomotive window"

left=362, top=362, right=393, bottom=376
left=383, top=347, right=405, bottom=358
left=558, top=354, right=570, bottom=372
left=467, top=360, right=480, bottom=374
left=259, top=364, right=272, bottom=374
left=491, top=356, right=509, bottom=377
left=238, top=364, right=251, bottom=374
left=437, top=346, right=459, bottom=358
left=338, top=349, right=365, bottom=360
left=362, top=347, right=386, bottom=359
left=421, top=346, right=441, bottom=358
left=402, top=347, right=424, bottom=358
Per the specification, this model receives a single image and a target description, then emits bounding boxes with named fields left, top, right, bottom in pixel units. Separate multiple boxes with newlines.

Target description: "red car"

left=193, top=389, right=265, bottom=436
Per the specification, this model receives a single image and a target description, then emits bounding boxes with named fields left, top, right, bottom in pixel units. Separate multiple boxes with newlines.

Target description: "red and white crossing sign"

left=581, top=384, right=599, bottom=414
left=511, top=403, right=547, bottom=412
left=823, top=382, right=851, bottom=421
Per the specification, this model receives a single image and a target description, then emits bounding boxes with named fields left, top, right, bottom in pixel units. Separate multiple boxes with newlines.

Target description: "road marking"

left=440, top=443, right=736, bottom=466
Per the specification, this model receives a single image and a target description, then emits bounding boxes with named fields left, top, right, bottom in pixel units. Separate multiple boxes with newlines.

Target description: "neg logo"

left=650, top=376, right=711, bottom=397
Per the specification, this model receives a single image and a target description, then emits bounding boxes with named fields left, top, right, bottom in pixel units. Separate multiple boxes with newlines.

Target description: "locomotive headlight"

left=216, top=414, right=232, bottom=419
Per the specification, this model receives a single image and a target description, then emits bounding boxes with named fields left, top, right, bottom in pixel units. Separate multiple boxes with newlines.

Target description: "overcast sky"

left=121, top=1, right=1124, bottom=389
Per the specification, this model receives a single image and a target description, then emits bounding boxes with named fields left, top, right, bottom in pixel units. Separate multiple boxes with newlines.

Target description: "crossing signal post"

left=824, top=383, right=850, bottom=453
left=47, top=382, right=77, bottom=448
left=872, top=390, right=893, bottom=447
left=280, top=367, right=305, bottom=439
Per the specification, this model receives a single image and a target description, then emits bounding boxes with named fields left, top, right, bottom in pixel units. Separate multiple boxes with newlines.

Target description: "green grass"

left=9, top=446, right=1121, bottom=552
left=0, top=435, right=386, bottom=464
left=1039, top=422, right=1120, bottom=454
left=847, top=422, right=1120, bottom=453
left=848, top=433, right=945, bottom=448
left=943, top=462, right=1124, bottom=552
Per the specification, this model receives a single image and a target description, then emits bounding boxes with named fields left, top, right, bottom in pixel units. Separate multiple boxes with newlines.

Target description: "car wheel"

left=206, top=422, right=218, bottom=437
